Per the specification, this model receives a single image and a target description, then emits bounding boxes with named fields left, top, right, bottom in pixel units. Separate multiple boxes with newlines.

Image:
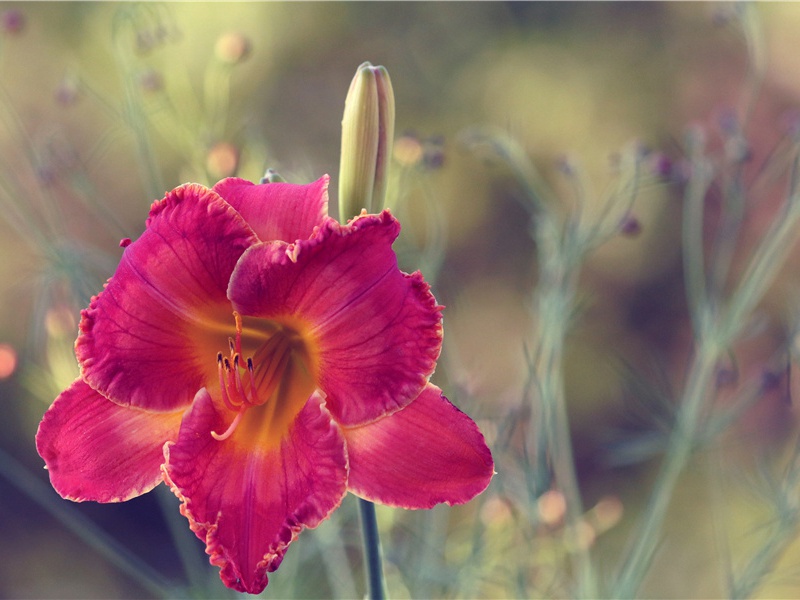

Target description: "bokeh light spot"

left=0, top=344, right=17, bottom=379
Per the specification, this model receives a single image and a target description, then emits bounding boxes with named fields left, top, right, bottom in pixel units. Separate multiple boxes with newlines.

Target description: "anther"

left=245, top=357, right=261, bottom=405
left=218, top=355, right=238, bottom=411
left=232, top=354, right=246, bottom=398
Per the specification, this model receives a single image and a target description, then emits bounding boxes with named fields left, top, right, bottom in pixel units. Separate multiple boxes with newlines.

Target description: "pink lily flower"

left=36, top=176, right=494, bottom=594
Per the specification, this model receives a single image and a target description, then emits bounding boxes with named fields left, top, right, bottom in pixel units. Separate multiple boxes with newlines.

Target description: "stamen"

left=218, top=353, right=239, bottom=411
left=212, top=313, right=307, bottom=442
left=232, top=354, right=246, bottom=399
left=246, top=357, right=262, bottom=405
left=211, top=407, right=246, bottom=441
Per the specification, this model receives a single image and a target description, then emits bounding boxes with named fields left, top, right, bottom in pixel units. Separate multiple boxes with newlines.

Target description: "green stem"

left=155, top=486, right=208, bottom=594
left=528, top=226, right=597, bottom=598
left=358, top=498, right=387, bottom=600
left=730, top=516, right=799, bottom=600
left=0, top=447, right=177, bottom=598
left=614, top=342, right=719, bottom=598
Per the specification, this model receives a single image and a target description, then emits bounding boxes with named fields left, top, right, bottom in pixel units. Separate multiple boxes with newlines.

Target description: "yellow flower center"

left=211, top=312, right=318, bottom=449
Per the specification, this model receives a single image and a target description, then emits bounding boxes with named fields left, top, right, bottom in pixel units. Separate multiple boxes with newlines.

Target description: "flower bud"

left=338, top=62, right=395, bottom=221
left=260, top=168, right=285, bottom=184
left=1, top=9, right=24, bottom=35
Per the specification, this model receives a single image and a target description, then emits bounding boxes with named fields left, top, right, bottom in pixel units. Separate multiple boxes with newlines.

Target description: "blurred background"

left=3, top=2, right=800, bottom=598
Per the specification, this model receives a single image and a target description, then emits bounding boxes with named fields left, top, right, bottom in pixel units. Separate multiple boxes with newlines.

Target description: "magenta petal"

left=35, top=378, right=183, bottom=502
left=344, top=384, right=494, bottom=509
left=163, top=389, right=348, bottom=594
left=213, top=175, right=329, bottom=243
left=77, top=184, right=258, bottom=411
left=228, top=211, right=443, bottom=426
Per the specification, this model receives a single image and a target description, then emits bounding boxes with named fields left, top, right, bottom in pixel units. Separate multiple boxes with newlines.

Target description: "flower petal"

left=343, top=384, right=494, bottom=509
left=77, top=184, right=258, bottom=411
left=213, top=175, right=329, bottom=243
left=163, top=389, right=348, bottom=594
left=228, top=210, right=443, bottom=426
left=35, top=378, right=183, bottom=503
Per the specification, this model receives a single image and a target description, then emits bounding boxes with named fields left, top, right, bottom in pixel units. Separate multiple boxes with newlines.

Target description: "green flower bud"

left=260, top=168, right=285, bottom=184
left=338, top=62, right=395, bottom=221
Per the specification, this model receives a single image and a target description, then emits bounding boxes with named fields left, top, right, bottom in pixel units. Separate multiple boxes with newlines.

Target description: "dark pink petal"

left=228, top=211, right=443, bottom=426
left=77, top=184, right=258, bottom=412
left=343, top=384, right=494, bottom=509
left=35, top=378, right=183, bottom=503
left=163, top=389, right=348, bottom=594
left=213, top=176, right=329, bottom=243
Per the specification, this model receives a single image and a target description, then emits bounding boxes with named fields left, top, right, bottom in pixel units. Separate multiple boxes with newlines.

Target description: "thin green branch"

left=0, top=447, right=178, bottom=598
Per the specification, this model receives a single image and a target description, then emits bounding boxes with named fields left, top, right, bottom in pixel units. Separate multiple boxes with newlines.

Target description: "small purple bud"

left=422, top=136, right=445, bottom=170
left=119, top=238, right=132, bottom=248
left=1, top=9, right=24, bottom=34
left=711, top=6, right=735, bottom=28
left=556, top=155, right=574, bottom=176
left=54, top=76, right=80, bottom=107
left=717, top=108, right=739, bottom=136
left=650, top=153, right=673, bottom=180
left=139, top=69, right=163, bottom=93
left=671, top=159, right=692, bottom=186
left=36, top=164, right=57, bottom=187
left=619, top=213, right=642, bottom=237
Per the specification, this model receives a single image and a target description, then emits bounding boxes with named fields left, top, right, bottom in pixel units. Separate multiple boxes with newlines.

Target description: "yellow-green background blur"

left=3, top=2, right=800, bottom=598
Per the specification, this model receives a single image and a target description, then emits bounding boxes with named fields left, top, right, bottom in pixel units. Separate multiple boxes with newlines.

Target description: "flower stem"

left=358, top=498, right=387, bottom=600
left=614, top=342, right=718, bottom=598
left=529, top=254, right=598, bottom=599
